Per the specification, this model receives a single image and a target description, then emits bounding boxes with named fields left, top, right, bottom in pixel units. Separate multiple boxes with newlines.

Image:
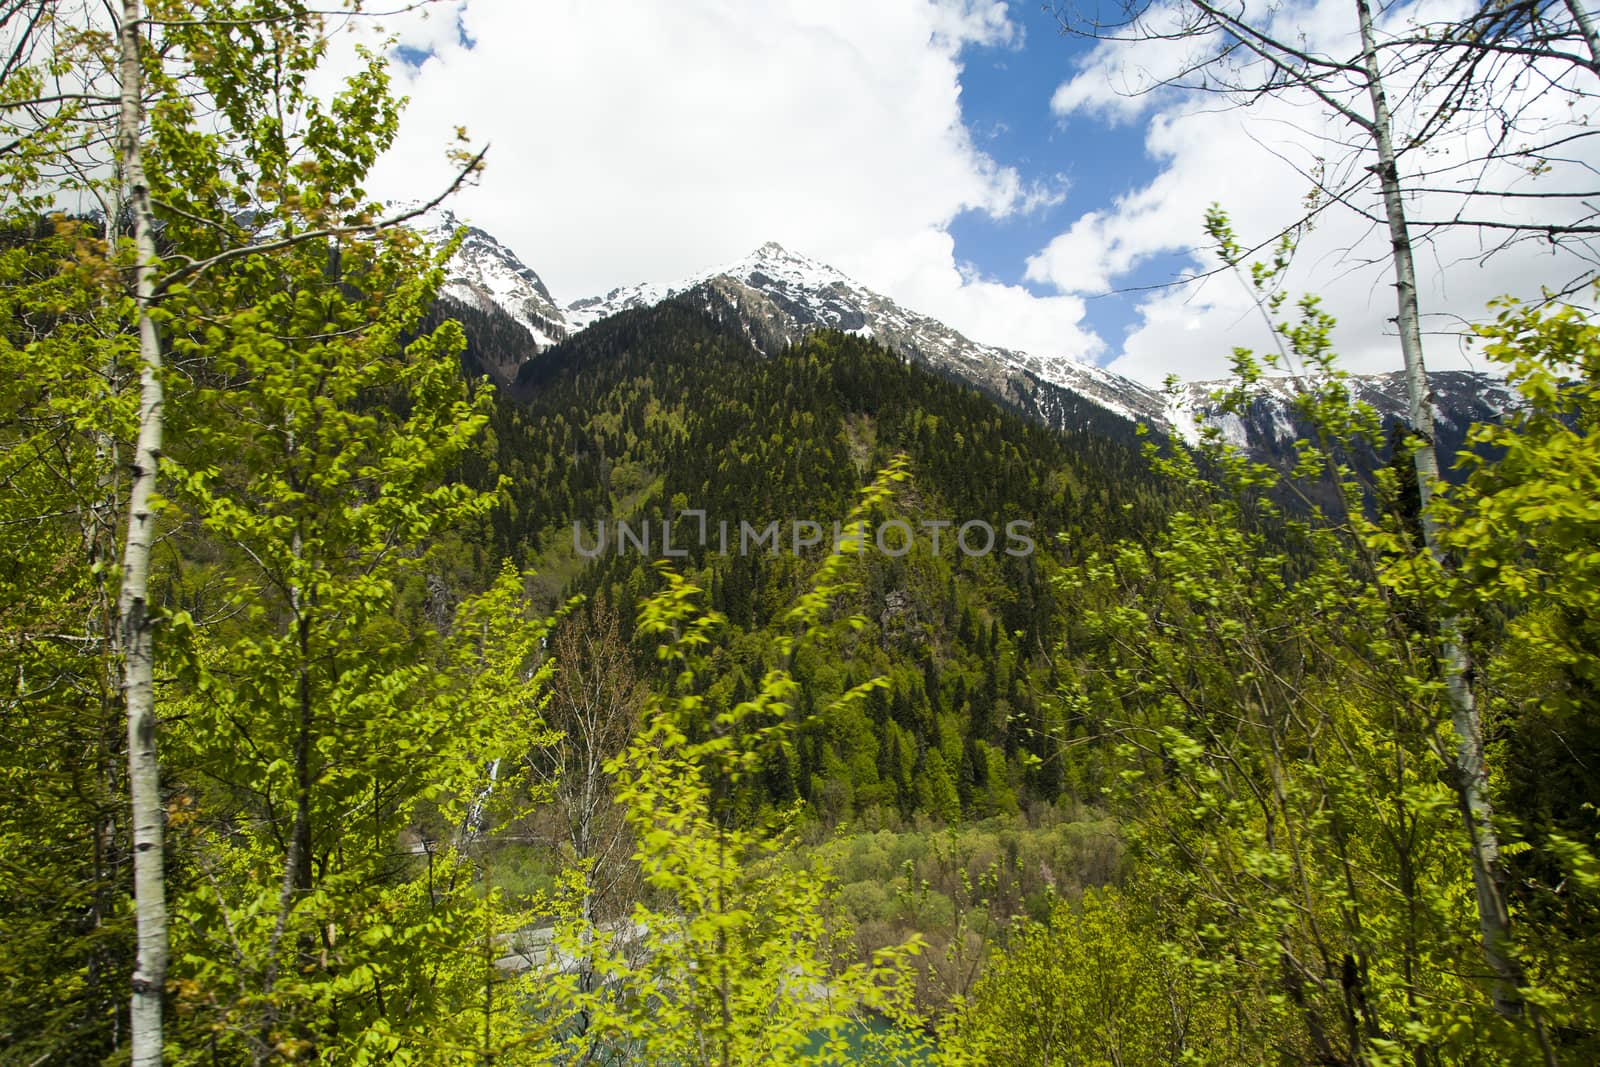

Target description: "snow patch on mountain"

left=405, top=202, right=570, bottom=349
left=564, top=241, right=1171, bottom=435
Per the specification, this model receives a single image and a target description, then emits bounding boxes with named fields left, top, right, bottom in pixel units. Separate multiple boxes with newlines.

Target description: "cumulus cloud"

left=1035, top=0, right=1599, bottom=384
left=319, top=0, right=1098, bottom=364
left=322, top=0, right=1595, bottom=389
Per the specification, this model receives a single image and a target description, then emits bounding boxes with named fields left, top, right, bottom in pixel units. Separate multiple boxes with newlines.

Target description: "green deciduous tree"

left=169, top=553, right=563, bottom=1062
left=1430, top=292, right=1600, bottom=1055
left=1058, top=441, right=1531, bottom=1064
left=4, top=1, right=492, bottom=1057
left=993, top=276, right=1600, bottom=1063
left=543, top=466, right=935, bottom=1067
left=946, top=882, right=1231, bottom=1066
left=114, top=4, right=480, bottom=1055
left=154, top=199, right=546, bottom=1058
left=1053, top=0, right=1600, bottom=1007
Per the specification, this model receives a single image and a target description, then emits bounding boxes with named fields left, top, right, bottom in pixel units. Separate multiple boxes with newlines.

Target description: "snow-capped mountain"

left=567, top=240, right=1518, bottom=455
left=408, top=204, right=570, bottom=380
left=1176, top=369, right=1520, bottom=464
left=407, top=212, right=1515, bottom=453
left=563, top=241, right=1170, bottom=436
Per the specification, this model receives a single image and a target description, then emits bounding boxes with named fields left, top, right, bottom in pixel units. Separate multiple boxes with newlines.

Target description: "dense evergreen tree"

left=450, top=303, right=1179, bottom=823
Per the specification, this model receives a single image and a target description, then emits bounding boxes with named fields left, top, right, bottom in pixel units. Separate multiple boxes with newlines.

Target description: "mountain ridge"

left=559, top=240, right=1175, bottom=437
left=409, top=207, right=1515, bottom=457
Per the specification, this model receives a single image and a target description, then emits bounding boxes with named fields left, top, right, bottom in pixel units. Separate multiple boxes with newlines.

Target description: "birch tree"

left=1051, top=0, right=1598, bottom=1024
left=0, top=0, right=484, bottom=1057
left=115, top=9, right=167, bottom=1059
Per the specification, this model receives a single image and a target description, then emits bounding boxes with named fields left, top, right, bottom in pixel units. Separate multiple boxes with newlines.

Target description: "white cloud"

left=1048, top=2, right=1209, bottom=125
left=929, top=0, right=1023, bottom=49
left=319, top=0, right=1098, bottom=366
left=1036, top=0, right=1599, bottom=384
left=855, top=227, right=1102, bottom=360
left=325, top=0, right=1596, bottom=391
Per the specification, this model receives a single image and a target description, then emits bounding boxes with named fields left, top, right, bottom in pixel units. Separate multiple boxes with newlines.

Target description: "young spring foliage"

left=149, top=189, right=575, bottom=1058
left=539, top=461, right=936, bottom=1066
left=960, top=265, right=1599, bottom=1062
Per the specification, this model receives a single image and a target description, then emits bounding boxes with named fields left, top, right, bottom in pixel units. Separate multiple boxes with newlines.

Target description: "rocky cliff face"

left=410, top=205, right=570, bottom=382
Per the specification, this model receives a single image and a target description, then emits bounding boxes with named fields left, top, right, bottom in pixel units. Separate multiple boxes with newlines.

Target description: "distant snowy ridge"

left=1175, top=368, right=1519, bottom=455
left=402, top=209, right=1518, bottom=451
left=404, top=202, right=571, bottom=351
left=564, top=241, right=1172, bottom=436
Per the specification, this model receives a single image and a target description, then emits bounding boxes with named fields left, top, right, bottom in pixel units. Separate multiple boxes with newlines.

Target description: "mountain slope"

left=406, top=212, right=1516, bottom=460
left=564, top=241, right=1170, bottom=438
left=451, top=303, right=1180, bottom=821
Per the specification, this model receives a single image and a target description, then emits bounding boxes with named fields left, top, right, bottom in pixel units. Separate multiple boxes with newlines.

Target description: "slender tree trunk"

left=293, top=608, right=313, bottom=894
left=1562, top=0, right=1600, bottom=75
left=116, top=1, right=168, bottom=1061
left=1354, top=0, right=1529, bottom=1026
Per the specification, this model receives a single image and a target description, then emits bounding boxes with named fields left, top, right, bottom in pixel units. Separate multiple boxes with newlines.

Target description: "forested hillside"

left=444, top=301, right=1171, bottom=825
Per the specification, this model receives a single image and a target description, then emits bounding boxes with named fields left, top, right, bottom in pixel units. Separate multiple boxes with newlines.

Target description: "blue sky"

left=948, top=13, right=1186, bottom=354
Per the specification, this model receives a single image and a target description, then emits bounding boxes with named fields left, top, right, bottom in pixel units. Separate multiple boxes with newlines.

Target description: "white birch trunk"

left=116, top=1, right=168, bottom=1060
left=1355, top=0, right=1522, bottom=1020
left=1563, top=0, right=1600, bottom=75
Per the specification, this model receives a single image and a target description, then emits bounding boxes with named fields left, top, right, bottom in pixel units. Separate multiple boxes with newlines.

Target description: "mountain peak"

left=743, top=239, right=823, bottom=266
left=400, top=199, right=569, bottom=364
left=725, top=239, right=831, bottom=270
left=717, top=241, right=850, bottom=293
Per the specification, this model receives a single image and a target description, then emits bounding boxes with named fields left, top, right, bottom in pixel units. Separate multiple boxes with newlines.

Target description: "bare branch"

left=151, top=145, right=488, bottom=295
